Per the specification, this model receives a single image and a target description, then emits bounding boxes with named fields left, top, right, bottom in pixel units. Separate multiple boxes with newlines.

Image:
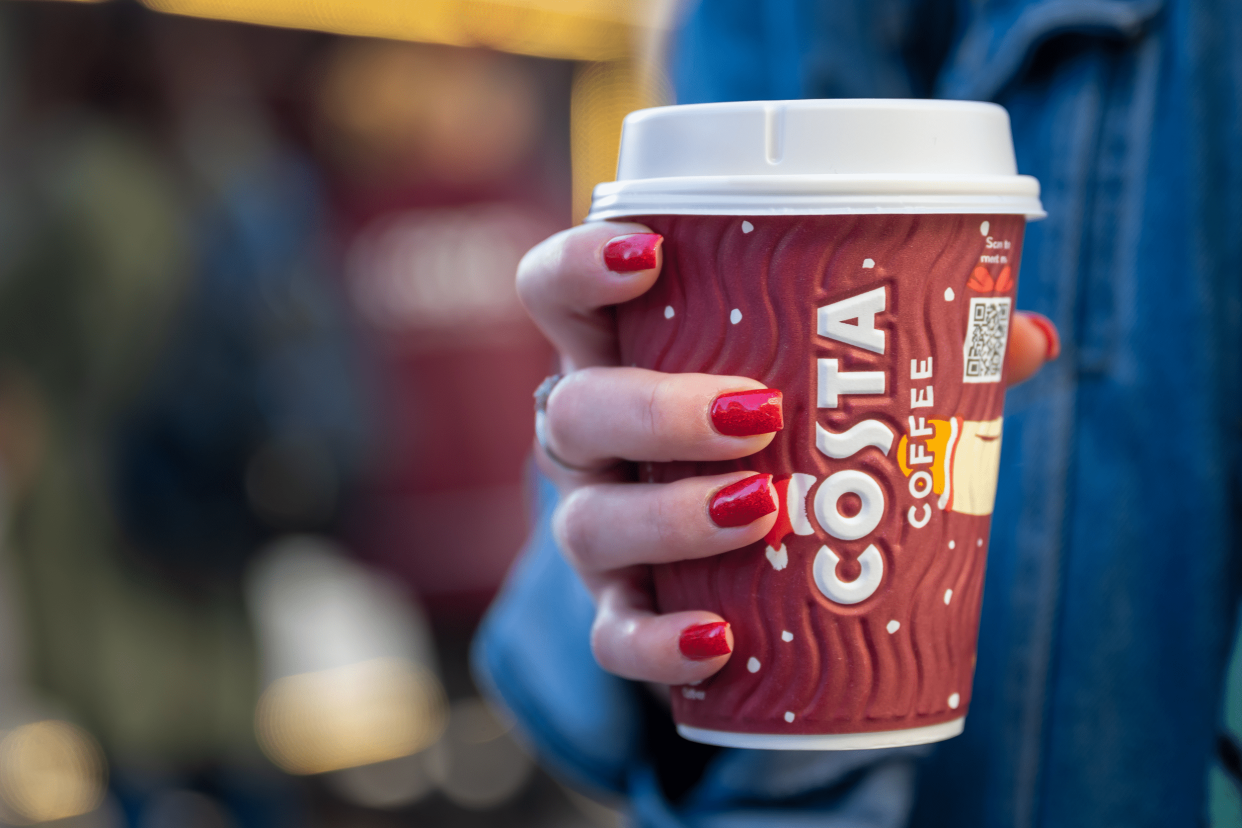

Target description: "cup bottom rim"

left=676, top=717, right=965, bottom=751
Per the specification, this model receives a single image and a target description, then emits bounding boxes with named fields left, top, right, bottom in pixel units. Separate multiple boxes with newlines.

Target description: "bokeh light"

left=255, top=657, right=447, bottom=776
left=0, top=720, right=107, bottom=824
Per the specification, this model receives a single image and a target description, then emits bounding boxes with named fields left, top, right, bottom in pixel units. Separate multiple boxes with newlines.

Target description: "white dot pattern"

left=949, top=692, right=961, bottom=709
left=784, top=711, right=795, bottom=723
left=747, top=657, right=761, bottom=673
left=741, top=221, right=754, bottom=233
left=663, top=305, right=675, bottom=319
left=730, top=308, right=743, bottom=324
left=781, top=631, right=793, bottom=642
left=886, top=620, right=900, bottom=634
left=948, top=540, right=956, bottom=549
left=945, top=287, right=956, bottom=301
left=944, top=589, right=953, bottom=605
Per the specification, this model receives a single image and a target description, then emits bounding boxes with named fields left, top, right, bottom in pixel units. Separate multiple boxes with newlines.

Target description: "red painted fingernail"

left=679, top=621, right=731, bottom=660
left=603, top=233, right=661, bottom=272
left=711, top=389, right=783, bottom=436
left=1020, top=311, right=1061, bottom=361
left=709, top=473, right=776, bottom=528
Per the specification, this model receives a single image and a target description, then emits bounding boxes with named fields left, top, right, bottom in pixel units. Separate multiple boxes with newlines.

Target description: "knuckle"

left=514, top=255, right=543, bottom=313
left=589, top=607, right=635, bottom=677
left=542, top=372, right=589, bottom=463
left=551, top=489, right=596, bottom=570
left=588, top=616, right=613, bottom=670
left=649, top=486, right=691, bottom=558
left=545, top=369, right=612, bottom=463
left=640, top=375, right=695, bottom=458
left=642, top=377, right=667, bottom=442
left=650, top=491, right=675, bottom=549
left=514, top=244, right=538, bottom=292
left=541, top=392, right=571, bottom=455
left=514, top=233, right=565, bottom=310
left=544, top=369, right=581, bottom=420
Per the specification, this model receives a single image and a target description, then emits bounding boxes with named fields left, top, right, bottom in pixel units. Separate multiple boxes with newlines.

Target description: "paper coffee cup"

left=590, top=100, right=1043, bottom=750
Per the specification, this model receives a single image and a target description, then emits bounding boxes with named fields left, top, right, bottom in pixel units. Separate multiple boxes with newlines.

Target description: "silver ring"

left=534, top=374, right=622, bottom=475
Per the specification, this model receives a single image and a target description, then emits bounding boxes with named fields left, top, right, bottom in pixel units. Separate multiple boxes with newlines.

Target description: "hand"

left=516, top=221, right=1059, bottom=688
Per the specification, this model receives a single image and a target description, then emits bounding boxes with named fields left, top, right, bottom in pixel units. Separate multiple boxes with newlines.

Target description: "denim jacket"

left=473, top=0, right=1242, bottom=825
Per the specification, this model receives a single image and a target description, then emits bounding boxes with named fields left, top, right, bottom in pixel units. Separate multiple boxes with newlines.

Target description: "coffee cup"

left=589, top=99, right=1043, bottom=749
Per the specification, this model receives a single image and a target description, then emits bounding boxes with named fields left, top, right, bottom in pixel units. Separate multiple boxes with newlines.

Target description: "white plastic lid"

left=587, top=100, right=1044, bottom=220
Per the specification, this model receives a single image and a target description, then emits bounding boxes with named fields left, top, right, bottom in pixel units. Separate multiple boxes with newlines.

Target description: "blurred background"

left=0, top=1, right=1236, bottom=827
left=0, top=0, right=673, bottom=824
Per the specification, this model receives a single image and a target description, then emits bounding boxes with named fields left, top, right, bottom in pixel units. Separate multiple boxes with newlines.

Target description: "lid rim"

left=587, top=196, right=1046, bottom=221
left=588, top=174, right=1045, bottom=220
left=625, top=98, right=1010, bottom=117
left=594, top=173, right=1041, bottom=195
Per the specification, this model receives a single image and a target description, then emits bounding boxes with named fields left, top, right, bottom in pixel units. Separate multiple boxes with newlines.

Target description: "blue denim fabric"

left=474, top=0, right=1242, bottom=825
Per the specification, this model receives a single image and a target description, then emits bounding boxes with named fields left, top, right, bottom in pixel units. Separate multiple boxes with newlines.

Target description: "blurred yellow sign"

left=138, top=0, right=655, bottom=61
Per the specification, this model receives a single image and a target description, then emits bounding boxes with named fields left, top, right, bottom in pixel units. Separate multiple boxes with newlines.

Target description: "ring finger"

left=554, top=471, right=779, bottom=574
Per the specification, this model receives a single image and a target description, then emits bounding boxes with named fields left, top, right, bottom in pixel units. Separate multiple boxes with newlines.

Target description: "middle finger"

left=543, top=367, right=783, bottom=468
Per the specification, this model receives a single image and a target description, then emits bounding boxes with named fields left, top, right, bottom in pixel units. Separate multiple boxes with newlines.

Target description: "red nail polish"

left=711, top=389, right=783, bottom=436
left=603, top=234, right=661, bottom=273
left=1021, top=311, right=1061, bottom=361
left=679, top=621, right=731, bottom=660
left=709, top=473, right=776, bottom=528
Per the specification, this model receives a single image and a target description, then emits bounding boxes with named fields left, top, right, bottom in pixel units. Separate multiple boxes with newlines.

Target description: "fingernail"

left=679, top=621, right=731, bottom=660
left=1020, top=311, right=1061, bottom=361
left=603, top=233, right=661, bottom=273
left=711, top=389, right=783, bottom=436
left=709, top=473, right=776, bottom=528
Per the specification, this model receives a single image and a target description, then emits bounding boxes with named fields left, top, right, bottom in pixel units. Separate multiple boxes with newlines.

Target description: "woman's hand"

left=516, top=221, right=1059, bottom=688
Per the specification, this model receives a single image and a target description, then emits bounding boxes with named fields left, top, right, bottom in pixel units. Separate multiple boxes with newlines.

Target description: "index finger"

left=516, top=221, right=662, bottom=371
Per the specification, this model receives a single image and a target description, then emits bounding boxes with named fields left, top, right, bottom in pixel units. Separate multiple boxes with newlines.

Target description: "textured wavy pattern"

left=617, top=214, right=1026, bottom=736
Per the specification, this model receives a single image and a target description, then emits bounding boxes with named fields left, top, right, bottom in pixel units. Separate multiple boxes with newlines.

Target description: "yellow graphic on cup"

left=898, top=416, right=1003, bottom=516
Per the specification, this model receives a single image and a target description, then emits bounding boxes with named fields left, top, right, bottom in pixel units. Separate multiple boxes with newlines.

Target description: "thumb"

left=1007, top=311, right=1060, bottom=386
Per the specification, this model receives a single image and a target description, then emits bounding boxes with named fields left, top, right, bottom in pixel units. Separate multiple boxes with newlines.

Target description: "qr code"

left=963, top=297, right=1011, bottom=383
